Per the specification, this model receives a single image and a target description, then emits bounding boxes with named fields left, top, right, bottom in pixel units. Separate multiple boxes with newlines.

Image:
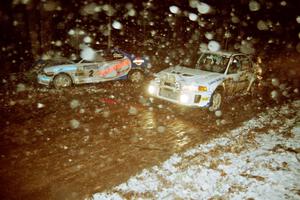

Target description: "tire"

left=128, top=70, right=144, bottom=83
left=53, top=73, right=72, bottom=89
left=209, top=89, right=223, bottom=111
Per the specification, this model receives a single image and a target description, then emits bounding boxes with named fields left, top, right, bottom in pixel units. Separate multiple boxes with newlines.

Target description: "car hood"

left=156, top=65, right=225, bottom=86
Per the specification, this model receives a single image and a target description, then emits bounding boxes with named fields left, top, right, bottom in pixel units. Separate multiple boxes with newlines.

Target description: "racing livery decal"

left=98, top=59, right=130, bottom=78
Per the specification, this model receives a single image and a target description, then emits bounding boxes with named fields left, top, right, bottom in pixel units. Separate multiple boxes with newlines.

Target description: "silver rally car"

left=148, top=50, right=259, bottom=111
left=37, top=50, right=147, bottom=88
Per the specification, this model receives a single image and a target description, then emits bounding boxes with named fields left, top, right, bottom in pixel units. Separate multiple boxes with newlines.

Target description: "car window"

left=48, top=58, right=74, bottom=65
left=78, top=52, right=107, bottom=63
left=97, top=51, right=124, bottom=61
left=240, top=57, right=252, bottom=71
left=228, top=55, right=252, bottom=74
left=228, top=55, right=251, bottom=74
left=196, top=53, right=229, bottom=73
left=228, top=57, right=241, bottom=74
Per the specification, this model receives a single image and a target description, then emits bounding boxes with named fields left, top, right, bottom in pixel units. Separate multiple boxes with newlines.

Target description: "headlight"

left=148, top=85, right=156, bottom=94
left=179, top=94, right=189, bottom=104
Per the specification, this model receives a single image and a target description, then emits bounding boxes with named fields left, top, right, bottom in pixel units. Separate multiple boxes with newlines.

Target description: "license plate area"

left=159, top=88, right=179, bottom=100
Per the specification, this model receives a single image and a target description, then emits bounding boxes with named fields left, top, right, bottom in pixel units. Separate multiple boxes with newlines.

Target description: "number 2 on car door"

left=89, top=70, right=94, bottom=77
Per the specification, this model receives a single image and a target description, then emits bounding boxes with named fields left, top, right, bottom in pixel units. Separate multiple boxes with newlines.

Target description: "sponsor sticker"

left=209, top=77, right=225, bottom=85
left=133, top=58, right=145, bottom=66
left=98, top=59, right=130, bottom=77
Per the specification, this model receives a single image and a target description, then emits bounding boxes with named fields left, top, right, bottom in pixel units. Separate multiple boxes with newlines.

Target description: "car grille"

left=163, top=82, right=176, bottom=88
left=159, top=73, right=180, bottom=89
left=159, top=88, right=179, bottom=100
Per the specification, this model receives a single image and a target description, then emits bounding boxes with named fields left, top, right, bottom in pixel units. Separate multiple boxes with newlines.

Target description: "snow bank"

left=89, top=100, right=300, bottom=200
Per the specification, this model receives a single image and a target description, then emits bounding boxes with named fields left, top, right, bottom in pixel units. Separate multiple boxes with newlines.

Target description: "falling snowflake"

left=70, top=119, right=80, bottom=129
left=257, top=20, right=269, bottom=31
left=112, top=20, right=122, bottom=29
left=188, top=13, right=198, bottom=21
left=83, top=36, right=92, bottom=43
left=70, top=99, right=80, bottom=109
left=80, top=47, right=96, bottom=61
left=208, top=41, right=220, bottom=52
left=157, top=126, right=166, bottom=133
left=249, top=1, right=260, bottom=12
left=128, top=106, right=138, bottom=115
left=197, top=2, right=211, bottom=14
left=169, top=5, right=180, bottom=14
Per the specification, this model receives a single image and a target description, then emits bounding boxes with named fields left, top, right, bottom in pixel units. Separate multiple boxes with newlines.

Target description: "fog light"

left=148, top=85, right=156, bottom=94
left=179, top=94, right=189, bottom=104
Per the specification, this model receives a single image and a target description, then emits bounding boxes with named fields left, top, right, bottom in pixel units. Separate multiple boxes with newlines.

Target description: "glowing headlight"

left=179, top=94, right=189, bottom=104
left=148, top=85, right=156, bottom=94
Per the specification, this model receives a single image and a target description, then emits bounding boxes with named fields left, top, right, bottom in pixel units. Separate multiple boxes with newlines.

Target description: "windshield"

left=196, top=53, right=230, bottom=73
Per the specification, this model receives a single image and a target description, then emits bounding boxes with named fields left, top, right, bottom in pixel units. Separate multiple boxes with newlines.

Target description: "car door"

left=225, top=55, right=254, bottom=94
left=80, top=51, right=115, bottom=83
left=76, top=51, right=131, bottom=82
left=72, top=61, right=99, bottom=84
left=235, top=55, right=253, bottom=92
left=82, top=63, right=100, bottom=83
left=223, top=56, right=241, bottom=95
left=97, top=57, right=131, bottom=80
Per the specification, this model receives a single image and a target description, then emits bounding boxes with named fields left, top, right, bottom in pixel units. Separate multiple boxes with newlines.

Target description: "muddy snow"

left=90, top=100, right=300, bottom=200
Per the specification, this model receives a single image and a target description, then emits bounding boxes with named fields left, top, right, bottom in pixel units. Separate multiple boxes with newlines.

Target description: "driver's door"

left=82, top=63, right=100, bottom=83
left=223, top=57, right=241, bottom=95
left=225, top=55, right=253, bottom=94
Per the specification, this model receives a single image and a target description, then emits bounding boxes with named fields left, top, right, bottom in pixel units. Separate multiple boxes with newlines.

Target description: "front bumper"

left=37, top=74, right=53, bottom=86
left=148, top=83, right=211, bottom=108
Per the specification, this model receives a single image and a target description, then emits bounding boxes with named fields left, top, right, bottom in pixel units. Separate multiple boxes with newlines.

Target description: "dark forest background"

left=0, top=0, right=299, bottom=73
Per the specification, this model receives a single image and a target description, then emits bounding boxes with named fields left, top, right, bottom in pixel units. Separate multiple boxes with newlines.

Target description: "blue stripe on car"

left=54, top=65, right=77, bottom=73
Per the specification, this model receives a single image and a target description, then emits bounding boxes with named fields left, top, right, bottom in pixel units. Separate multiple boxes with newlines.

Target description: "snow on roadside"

left=88, top=100, right=300, bottom=200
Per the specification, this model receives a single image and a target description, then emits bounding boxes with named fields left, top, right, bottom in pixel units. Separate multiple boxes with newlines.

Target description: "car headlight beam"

left=148, top=85, right=156, bottom=94
left=179, top=94, right=189, bottom=104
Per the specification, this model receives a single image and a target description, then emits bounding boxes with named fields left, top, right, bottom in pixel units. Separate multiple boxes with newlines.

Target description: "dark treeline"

left=0, top=0, right=299, bottom=73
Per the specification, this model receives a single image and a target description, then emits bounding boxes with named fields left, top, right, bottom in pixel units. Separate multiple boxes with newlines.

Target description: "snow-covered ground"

left=89, top=100, right=300, bottom=200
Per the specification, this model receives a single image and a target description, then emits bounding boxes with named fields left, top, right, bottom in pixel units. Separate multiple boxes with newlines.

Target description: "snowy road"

left=90, top=100, right=300, bottom=200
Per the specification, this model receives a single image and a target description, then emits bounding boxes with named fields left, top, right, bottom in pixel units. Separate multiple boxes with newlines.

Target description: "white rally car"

left=148, top=50, right=258, bottom=111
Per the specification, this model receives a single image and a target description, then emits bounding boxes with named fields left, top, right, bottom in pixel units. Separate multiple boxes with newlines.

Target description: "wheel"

left=53, top=73, right=72, bottom=89
left=128, top=70, right=144, bottom=83
left=209, top=90, right=223, bottom=111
